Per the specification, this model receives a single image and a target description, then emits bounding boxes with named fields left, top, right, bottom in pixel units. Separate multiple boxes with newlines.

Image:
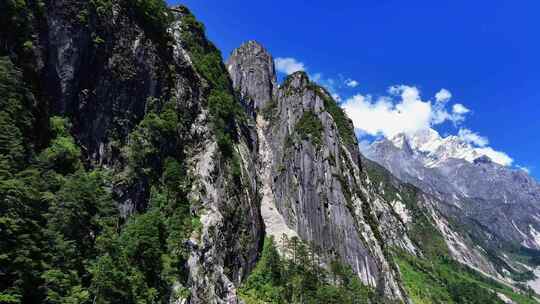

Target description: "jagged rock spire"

left=226, top=40, right=277, bottom=111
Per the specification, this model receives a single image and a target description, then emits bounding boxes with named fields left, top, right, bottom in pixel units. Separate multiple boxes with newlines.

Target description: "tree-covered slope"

left=0, top=1, right=263, bottom=303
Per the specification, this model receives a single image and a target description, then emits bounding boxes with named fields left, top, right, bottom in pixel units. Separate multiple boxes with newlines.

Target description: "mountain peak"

left=236, top=40, right=268, bottom=52
left=282, top=70, right=310, bottom=89
left=227, top=41, right=277, bottom=111
left=407, top=128, right=442, bottom=151
left=390, top=133, right=414, bottom=155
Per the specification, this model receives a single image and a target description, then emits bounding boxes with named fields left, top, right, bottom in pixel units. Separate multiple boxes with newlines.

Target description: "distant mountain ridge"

left=391, top=128, right=508, bottom=167
left=367, top=130, right=540, bottom=253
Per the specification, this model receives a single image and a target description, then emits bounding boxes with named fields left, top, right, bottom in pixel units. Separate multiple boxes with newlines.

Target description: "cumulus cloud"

left=435, top=88, right=452, bottom=103
left=455, top=130, right=514, bottom=167
left=458, top=128, right=488, bottom=147
left=342, top=85, right=515, bottom=167
left=345, top=79, right=359, bottom=88
left=475, top=147, right=513, bottom=166
left=452, top=103, right=470, bottom=115
left=272, top=56, right=519, bottom=168
left=274, top=57, right=306, bottom=75
left=342, top=85, right=464, bottom=138
left=431, top=89, right=468, bottom=125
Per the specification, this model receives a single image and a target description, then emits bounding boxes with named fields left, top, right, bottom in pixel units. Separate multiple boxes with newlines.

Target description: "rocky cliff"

left=1, top=1, right=538, bottom=304
left=228, top=42, right=407, bottom=300
left=226, top=41, right=540, bottom=303
left=1, top=2, right=263, bottom=303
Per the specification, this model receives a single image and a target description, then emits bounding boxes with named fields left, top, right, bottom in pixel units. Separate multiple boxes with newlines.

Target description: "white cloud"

left=274, top=57, right=306, bottom=75
left=435, top=88, right=452, bottom=103
left=475, top=147, right=513, bottom=166
left=458, top=128, right=488, bottom=147
left=454, top=128, right=514, bottom=167
left=453, top=103, right=470, bottom=115
left=275, top=56, right=354, bottom=102
left=345, top=79, right=359, bottom=88
left=342, top=85, right=466, bottom=138
left=431, top=89, right=468, bottom=125
left=342, top=85, right=515, bottom=167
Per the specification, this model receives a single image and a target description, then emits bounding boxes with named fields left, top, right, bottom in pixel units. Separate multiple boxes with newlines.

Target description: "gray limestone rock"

left=228, top=41, right=409, bottom=301
left=226, top=41, right=277, bottom=113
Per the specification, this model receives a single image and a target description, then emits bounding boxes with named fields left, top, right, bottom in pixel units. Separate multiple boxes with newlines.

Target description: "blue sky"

left=170, top=0, right=540, bottom=177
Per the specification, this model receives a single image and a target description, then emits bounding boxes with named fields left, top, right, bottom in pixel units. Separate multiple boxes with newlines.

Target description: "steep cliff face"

left=3, top=2, right=537, bottom=303
left=227, top=41, right=277, bottom=114
left=226, top=41, right=539, bottom=304
left=228, top=41, right=410, bottom=301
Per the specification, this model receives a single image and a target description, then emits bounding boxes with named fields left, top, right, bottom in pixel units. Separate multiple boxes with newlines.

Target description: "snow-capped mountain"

left=366, top=129, right=540, bottom=252
left=392, top=128, right=498, bottom=168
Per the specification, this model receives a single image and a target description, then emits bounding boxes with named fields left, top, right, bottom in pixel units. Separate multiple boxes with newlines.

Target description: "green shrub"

left=295, top=111, right=324, bottom=147
left=90, top=0, right=112, bottom=19
left=0, top=57, right=34, bottom=172
left=131, top=0, right=172, bottom=38
left=178, top=6, right=242, bottom=158
left=125, top=99, right=180, bottom=181
left=39, top=117, right=81, bottom=174
left=310, top=85, right=357, bottom=147
left=239, top=236, right=379, bottom=304
left=397, top=253, right=536, bottom=304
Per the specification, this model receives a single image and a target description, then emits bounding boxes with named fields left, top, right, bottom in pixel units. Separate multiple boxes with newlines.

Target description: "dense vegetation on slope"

left=364, top=159, right=538, bottom=304
left=2, top=1, right=539, bottom=304
left=309, top=85, right=357, bottom=148
left=295, top=111, right=324, bottom=147
left=0, top=2, right=205, bottom=303
left=177, top=6, right=244, bottom=158
left=0, top=88, right=197, bottom=303
left=239, top=237, right=396, bottom=304
left=397, top=253, right=538, bottom=304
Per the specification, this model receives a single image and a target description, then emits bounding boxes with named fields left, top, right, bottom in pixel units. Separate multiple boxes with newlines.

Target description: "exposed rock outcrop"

left=228, top=42, right=408, bottom=301
left=5, top=1, right=534, bottom=302
left=227, top=41, right=277, bottom=114
left=1, top=3, right=265, bottom=303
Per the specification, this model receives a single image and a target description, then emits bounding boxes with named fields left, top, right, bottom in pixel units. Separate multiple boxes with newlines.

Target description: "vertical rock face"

left=228, top=41, right=408, bottom=301
left=2, top=2, right=264, bottom=303
left=160, top=8, right=265, bottom=303
left=39, top=1, right=173, bottom=165
left=226, top=41, right=277, bottom=112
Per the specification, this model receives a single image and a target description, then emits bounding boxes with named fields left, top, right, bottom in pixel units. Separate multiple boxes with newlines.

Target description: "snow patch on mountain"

left=392, top=128, right=497, bottom=167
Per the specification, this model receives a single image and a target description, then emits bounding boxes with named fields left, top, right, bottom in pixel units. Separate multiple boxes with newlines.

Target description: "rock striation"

left=228, top=41, right=409, bottom=301
left=226, top=41, right=277, bottom=114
